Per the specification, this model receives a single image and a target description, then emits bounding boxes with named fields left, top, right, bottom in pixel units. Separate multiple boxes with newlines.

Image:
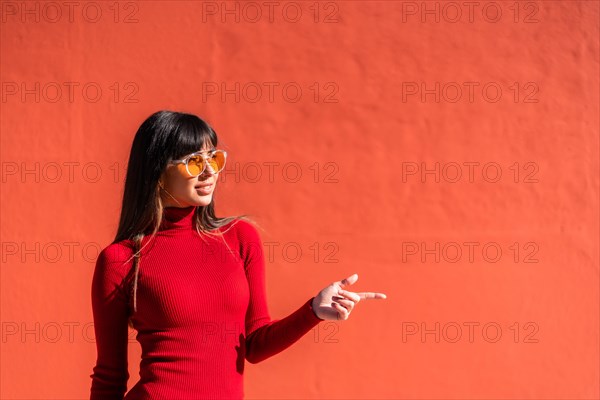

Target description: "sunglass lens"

left=187, top=155, right=204, bottom=176
left=207, top=151, right=226, bottom=173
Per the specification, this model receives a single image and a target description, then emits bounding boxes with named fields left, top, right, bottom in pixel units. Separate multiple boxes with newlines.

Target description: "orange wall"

left=1, top=1, right=598, bottom=398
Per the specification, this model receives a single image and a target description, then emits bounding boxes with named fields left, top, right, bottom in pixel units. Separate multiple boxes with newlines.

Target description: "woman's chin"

left=191, top=194, right=213, bottom=206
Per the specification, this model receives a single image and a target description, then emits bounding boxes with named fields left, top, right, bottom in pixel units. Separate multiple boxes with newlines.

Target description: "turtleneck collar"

left=158, top=205, right=197, bottom=231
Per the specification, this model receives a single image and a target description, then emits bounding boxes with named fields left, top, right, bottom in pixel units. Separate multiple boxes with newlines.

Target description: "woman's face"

left=159, top=143, right=220, bottom=208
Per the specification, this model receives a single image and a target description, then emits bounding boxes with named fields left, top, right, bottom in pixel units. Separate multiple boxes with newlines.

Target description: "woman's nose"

left=202, top=162, right=217, bottom=175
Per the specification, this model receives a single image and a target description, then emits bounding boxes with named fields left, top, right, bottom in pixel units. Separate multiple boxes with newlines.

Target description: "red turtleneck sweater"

left=90, top=206, right=323, bottom=399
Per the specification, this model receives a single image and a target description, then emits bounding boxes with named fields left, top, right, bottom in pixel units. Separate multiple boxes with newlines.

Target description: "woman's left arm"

left=237, top=221, right=323, bottom=364
left=238, top=221, right=387, bottom=364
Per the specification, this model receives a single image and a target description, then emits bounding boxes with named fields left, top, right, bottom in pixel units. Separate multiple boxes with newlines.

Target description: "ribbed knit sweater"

left=90, top=205, right=324, bottom=399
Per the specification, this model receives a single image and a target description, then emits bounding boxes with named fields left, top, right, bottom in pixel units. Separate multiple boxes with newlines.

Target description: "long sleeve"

left=237, top=222, right=324, bottom=364
left=90, top=245, right=130, bottom=399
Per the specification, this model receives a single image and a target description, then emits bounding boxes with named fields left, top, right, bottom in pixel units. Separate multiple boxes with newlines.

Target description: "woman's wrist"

left=309, top=296, right=324, bottom=320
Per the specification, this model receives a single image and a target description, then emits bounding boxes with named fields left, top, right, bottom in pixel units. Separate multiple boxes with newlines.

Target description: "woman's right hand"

left=311, top=273, right=387, bottom=321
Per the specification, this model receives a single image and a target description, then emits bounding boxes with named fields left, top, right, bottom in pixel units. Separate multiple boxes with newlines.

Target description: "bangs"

left=170, top=115, right=217, bottom=160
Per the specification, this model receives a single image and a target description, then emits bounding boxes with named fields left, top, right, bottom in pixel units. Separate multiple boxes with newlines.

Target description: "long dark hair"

left=113, top=110, right=254, bottom=328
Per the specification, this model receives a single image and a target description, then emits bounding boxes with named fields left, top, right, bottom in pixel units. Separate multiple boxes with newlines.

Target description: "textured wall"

left=1, top=1, right=598, bottom=398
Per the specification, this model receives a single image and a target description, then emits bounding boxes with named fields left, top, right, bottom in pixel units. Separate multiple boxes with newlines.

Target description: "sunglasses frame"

left=168, top=149, right=228, bottom=177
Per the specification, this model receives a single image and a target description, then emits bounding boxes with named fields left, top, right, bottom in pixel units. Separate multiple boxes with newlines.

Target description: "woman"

left=90, top=110, right=387, bottom=399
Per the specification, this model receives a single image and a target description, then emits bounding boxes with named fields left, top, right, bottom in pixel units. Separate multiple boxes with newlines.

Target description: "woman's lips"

left=195, top=183, right=213, bottom=194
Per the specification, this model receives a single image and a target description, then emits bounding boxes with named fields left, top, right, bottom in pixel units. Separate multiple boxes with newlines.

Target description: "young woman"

left=90, top=110, right=387, bottom=399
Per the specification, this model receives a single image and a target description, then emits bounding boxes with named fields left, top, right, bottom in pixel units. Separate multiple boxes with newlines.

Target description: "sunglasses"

left=168, top=149, right=227, bottom=177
